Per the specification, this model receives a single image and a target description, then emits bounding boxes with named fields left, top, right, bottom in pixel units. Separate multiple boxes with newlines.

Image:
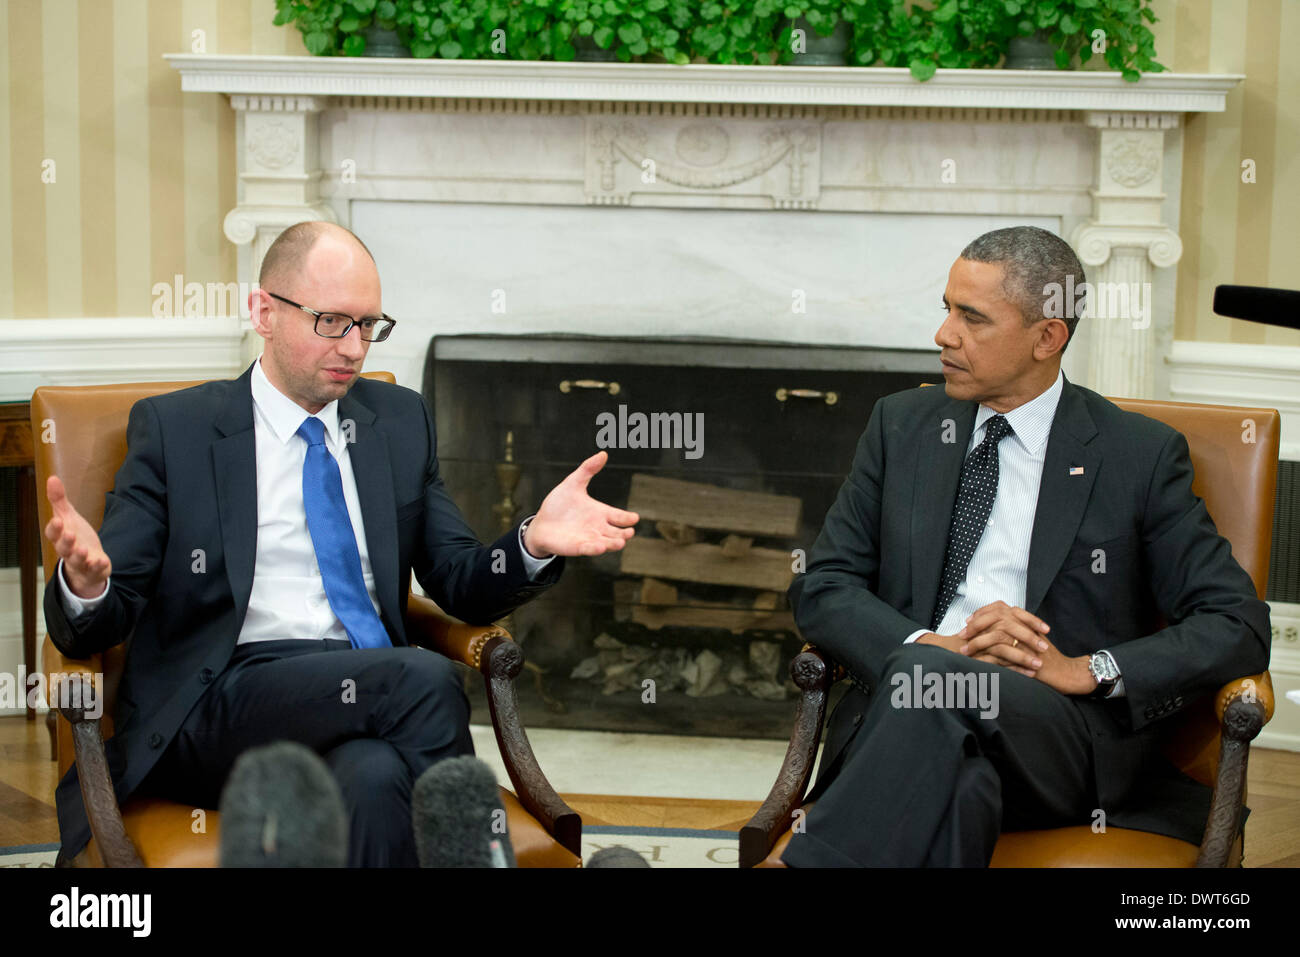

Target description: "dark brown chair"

left=34, top=374, right=581, bottom=867
left=741, top=397, right=1279, bottom=868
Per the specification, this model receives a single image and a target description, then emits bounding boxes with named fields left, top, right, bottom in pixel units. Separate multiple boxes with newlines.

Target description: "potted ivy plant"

left=996, top=0, right=1166, bottom=80
left=274, top=0, right=400, bottom=56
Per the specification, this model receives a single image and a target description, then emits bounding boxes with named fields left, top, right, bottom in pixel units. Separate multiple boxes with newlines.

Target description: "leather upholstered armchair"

left=33, top=375, right=581, bottom=867
left=741, top=398, right=1279, bottom=868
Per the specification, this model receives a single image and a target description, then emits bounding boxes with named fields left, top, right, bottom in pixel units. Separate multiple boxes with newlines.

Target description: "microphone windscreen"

left=219, top=741, right=347, bottom=867
left=1212, top=285, right=1300, bottom=328
left=412, top=756, right=516, bottom=868
left=586, top=846, right=652, bottom=868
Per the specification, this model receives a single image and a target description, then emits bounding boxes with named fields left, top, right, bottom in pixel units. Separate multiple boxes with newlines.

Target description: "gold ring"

left=1012, top=639, right=1019, bottom=648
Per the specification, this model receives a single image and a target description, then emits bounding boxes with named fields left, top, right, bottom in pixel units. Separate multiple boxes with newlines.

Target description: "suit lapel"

left=1025, top=378, right=1101, bottom=615
left=213, top=365, right=258, bottom=626
left=911, top=396, right=976, bottom=627
left=339, top=389, right=404, bottom=642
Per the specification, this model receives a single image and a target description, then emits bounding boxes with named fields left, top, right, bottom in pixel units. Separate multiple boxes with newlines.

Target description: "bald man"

left=44, top=222, right=639, bottom=866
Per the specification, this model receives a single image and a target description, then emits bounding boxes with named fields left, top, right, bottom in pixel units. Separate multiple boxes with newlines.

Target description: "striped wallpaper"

left=0, top=0, right=1296, bottom=348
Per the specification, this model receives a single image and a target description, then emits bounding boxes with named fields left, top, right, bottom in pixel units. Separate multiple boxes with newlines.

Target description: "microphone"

left=1212, top=285, right=1300, bottom=330
left=586, top=846, right=652, bottom=868
left=411, top=756, right=516, bottom=868
left=218, top=741, right=348, bottom=867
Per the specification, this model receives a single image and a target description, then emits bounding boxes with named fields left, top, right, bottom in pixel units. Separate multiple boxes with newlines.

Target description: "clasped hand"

left=917, top=601, right=1097, bottom=695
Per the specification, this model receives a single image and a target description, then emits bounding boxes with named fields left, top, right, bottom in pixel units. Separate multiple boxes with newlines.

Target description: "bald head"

left=259, top=221, right=376, bottom=295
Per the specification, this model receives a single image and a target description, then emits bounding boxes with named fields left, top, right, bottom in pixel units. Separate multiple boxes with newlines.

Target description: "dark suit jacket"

left=44, top=361, right=563, bottom=859
left=789, top=376, right=1271, bottom=845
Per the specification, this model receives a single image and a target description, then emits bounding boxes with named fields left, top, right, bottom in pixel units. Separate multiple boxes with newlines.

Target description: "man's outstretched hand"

left=522, top=451, right=639, bottom=559
left=44, top=474, right=112, bottom=599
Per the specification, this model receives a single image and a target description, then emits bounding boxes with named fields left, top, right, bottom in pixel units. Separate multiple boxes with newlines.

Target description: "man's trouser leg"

left=782, top=642, right=1096, bottom=867
left=143, top=638, right=475, bottom=866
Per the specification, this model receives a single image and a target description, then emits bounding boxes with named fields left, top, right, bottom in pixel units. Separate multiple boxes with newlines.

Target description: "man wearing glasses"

left=43, top=221, right=639, bottom=866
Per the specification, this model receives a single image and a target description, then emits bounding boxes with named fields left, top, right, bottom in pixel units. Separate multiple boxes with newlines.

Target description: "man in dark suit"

left=43, top=221, right=639, bottom=866
left=782, top=225, right=1270, bottom=867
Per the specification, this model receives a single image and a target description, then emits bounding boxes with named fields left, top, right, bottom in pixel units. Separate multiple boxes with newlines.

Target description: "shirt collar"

left=973, top=369, right=1064, bottom=459
left=251, top=357, right=341, bottom=447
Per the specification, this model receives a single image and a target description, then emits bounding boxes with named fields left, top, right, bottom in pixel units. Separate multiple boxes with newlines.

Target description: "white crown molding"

left=0, top=317, right=247, bottom=400
left=1167, top=339, right=1300, bottom=459
left=165, top=54, right=1242, bottom=112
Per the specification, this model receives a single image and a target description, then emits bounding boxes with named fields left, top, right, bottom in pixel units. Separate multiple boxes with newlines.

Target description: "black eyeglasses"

left=266, top=292, right=396, bottom=342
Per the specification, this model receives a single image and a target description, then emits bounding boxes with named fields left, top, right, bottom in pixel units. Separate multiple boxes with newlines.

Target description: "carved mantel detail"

left=167, top=57, right=1243, bottom=397
left=586, top=117, right=821, bottom=208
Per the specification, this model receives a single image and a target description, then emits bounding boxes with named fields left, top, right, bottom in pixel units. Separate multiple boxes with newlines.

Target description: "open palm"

left=524, top=451, right=639, bottom=558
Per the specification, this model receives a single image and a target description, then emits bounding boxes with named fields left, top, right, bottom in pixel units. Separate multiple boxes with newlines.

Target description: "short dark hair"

left=258, top=221, right=375, bottom=292
left=959, top=226, right=1085, bottom=353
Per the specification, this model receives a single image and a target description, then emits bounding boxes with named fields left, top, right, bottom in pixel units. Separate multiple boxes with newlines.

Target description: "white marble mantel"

left=167, top=55, right=1243, bottom=398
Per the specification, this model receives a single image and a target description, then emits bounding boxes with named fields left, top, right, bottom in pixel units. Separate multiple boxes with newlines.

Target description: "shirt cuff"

left=903, top=629, right=929, bottom=644
left=58, top=559, right=109, bottom=618
left=1107, top=676, right=1125, bottom=699
left=517, top=516, right=555, bottom=578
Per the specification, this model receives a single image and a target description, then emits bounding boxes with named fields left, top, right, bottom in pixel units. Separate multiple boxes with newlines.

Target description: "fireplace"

left=425, top=334, right=941, bottom=737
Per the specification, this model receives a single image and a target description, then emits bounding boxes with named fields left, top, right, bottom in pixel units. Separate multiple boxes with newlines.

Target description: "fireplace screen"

left=424, top=335, right=940, bottom=739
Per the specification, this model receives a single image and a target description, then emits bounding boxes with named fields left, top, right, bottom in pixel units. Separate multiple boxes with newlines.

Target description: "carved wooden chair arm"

left=56, top=672, right=143, bottom=867
left=404, top=594, right=581, bottom=857
left=739, top=645, right=833, bottom=868
left=1197, top=671, right=1272, bottom=867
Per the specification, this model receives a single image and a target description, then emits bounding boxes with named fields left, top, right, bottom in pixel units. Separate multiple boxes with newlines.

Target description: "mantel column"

left=1071, top=111, right=1183, bottom=399
left=224, top=94, right=336, bottom=287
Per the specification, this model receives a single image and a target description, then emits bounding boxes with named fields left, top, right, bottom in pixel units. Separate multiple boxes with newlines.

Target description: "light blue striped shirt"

left=908, top=370, right=1064, bottom=640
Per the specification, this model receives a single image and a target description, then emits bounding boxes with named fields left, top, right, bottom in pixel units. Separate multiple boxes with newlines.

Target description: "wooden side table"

left=0, top=400, right=56, bottom=758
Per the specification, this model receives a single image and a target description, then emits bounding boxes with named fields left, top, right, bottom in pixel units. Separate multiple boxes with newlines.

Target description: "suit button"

left=1173, top=696, right=1183, bottom=708
left=148, top=733, right=163, bottom=749
left=199, top=668, right=214, bottom=684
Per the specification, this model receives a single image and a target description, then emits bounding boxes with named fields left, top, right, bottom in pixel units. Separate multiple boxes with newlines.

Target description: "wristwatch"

left=1087, top=650, right=1121, bottom=698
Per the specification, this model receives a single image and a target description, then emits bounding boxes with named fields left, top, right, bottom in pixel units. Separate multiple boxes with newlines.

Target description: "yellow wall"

left=1, top=0, right=1295, bottom=348
left=1, top=0, right=306, bottom=319
left=1151, top=0, right=1300, bottom=346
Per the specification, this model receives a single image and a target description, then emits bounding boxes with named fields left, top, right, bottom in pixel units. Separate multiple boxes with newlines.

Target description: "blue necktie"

left=297, top=416, right=391, bottom=649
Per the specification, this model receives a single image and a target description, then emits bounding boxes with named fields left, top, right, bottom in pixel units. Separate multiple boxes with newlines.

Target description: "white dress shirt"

left=58, top=357, right=553, bottom=641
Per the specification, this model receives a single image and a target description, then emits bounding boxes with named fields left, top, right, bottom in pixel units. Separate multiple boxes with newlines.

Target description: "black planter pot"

left=361, top=25, right=410, bottom=58
left=573, top=34, right=619, bottom=62
left=787, top=16, right=850, bottom=66
left=1003, top=30, right=1056, bottom=69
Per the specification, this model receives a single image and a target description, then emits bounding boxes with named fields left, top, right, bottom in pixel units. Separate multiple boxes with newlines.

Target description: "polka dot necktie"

left=931, top=415, right=1014, bottom=632
left=297, top=417, right=391, bottom=649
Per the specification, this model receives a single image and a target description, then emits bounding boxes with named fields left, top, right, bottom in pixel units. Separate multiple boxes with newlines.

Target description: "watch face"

left=1091, top=653, right=1119, bottom=683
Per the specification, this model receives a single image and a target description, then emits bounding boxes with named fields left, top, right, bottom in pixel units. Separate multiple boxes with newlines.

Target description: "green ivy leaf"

left=592, top=25, right=615, bottom=48
left=339, top=16, right=361, bottom=32
left=440, top=39, right=463, bottom=57
left=342, top=33, right=366, bottom=55
left=1059, top=14, right=1079, bottom=35
left=618, top=22, right=642, bottom=43
left=304, top=30, right=334, bottom=54
left=909, top=58, right=936, bottom=81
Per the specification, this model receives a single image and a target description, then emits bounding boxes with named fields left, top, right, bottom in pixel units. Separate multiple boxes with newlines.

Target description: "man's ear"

left=248, top=288, right=274, bottom=341
left=1034, top=318, right=1070, bottom=360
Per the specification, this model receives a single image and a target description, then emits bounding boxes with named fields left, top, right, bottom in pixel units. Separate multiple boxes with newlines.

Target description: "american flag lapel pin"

left=1069, top=466, right=1085, bottom=476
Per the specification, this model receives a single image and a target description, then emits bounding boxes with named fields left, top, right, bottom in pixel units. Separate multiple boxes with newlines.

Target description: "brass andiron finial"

left=492, top=430, right=521, bottom=535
